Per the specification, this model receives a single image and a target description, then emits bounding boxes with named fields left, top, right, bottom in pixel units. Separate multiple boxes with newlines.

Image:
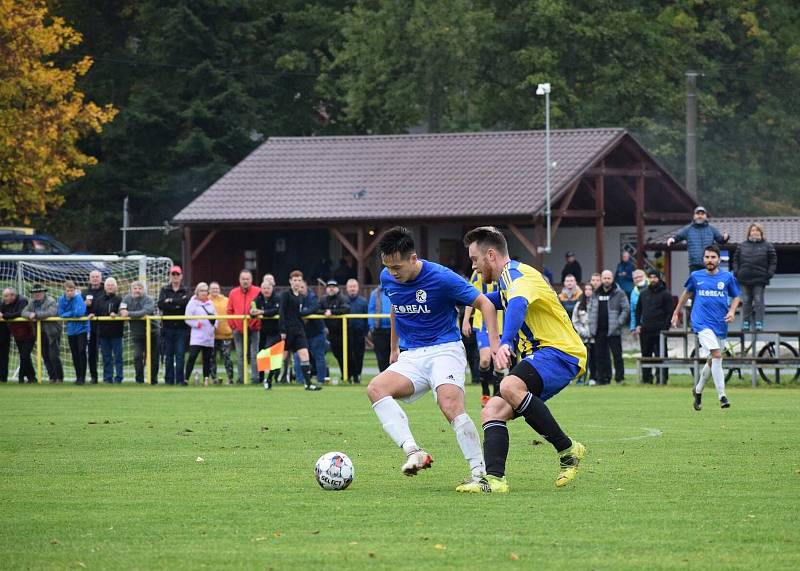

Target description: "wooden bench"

left=635, top=356, right=800, bottom=384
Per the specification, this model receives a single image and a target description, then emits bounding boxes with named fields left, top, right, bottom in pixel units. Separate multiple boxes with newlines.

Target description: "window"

left=0, top=239, right=25, bottom=253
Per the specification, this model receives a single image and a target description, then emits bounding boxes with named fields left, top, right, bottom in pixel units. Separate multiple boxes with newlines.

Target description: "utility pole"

left=686, top=71, right=699, bottom=199
left=122, top=196, right=129, bottom=252
left=536, top=82, right=552, bottom=255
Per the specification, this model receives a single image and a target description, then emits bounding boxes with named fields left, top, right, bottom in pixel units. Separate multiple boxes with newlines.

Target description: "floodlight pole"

left=537, top=83, right=552, bottom=255
left=122, top=196, right=129, bottom=252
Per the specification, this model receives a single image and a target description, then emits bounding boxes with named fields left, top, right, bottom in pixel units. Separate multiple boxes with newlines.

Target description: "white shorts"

left=697, top=329, right=725, bottom=358
left=387, top=341, right=467, bottom=404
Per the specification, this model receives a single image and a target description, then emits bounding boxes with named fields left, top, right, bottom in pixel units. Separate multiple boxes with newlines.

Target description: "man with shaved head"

left=587, top=270, right=630, bottom=384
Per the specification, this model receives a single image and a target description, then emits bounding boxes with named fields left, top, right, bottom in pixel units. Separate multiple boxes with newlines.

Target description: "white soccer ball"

left=315, top=451, right=355, bottom=491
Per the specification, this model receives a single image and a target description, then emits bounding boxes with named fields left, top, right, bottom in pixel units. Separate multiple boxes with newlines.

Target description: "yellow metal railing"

left=2, top=313, right=389, bottom=385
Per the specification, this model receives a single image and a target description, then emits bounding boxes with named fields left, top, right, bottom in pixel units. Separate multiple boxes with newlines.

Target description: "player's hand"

left=324, top=309, right=332, bottom=317
left=280, top=333, right=286, bottom=340
left=390, top=348, right=400, bottom=364
left=28, top=312, right=36, bottom=320
left=671, top=313, right=680, bottom=328
left=725, top=311, right=735, bottom=323
left=461, top=323, right=471, bottom=337
left=494, top=344, right=513, bottom=370
left=120, top=309, right=129, bottom=318
left=634, top=326, right=641, bottom=337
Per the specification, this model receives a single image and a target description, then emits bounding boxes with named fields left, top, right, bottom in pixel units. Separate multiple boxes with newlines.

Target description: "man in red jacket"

left=227, top=269, right=261, bottom=384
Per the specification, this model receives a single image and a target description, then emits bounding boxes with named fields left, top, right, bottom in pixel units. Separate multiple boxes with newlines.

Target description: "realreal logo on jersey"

left=395, top=290, right=431, bottom=314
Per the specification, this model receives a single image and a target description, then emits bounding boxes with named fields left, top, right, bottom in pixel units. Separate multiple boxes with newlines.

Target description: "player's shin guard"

left=482, top=420, right=509, bottom=477
left=514, top=392, right=572, bottom=453
left=372, top=396, right=418, bottom=454
left=479, top=366, right=492, bottom=397
left=451, top=413, right=485, bottom=477
left=710, top=358, right=726, bottom=398
left=695, top=363, right=711, bottom=393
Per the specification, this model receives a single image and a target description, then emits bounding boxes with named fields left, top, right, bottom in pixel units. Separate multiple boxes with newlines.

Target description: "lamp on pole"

left=536, top=82, right=552, bottom=254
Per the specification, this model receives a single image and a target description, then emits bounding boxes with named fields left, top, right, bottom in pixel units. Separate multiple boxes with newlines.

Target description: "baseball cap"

left=30, top=284, right=47, bottom=293
left=169, top=265, right=183, bottom=274
left=326, top=279, right=338, bottom=286
left=565, top=251, right=575, bottom=257
left=646, top=269, right=660, bottom=277
left=694, top=206, right=707, bottom=214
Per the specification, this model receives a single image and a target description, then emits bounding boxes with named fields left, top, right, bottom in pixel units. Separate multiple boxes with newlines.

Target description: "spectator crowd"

left=0, top=210, right=780, bottom=387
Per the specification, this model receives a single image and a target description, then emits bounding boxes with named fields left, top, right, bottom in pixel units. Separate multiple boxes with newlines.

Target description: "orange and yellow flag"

left=256, top=340, right=285, bottom=372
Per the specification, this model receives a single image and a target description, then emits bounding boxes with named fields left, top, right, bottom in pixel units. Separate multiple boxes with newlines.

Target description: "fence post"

left=243, top=316, right=249, bottom=385
left=36, top=320, right=42, bottom=384
left=146, top=316, right=152, bottom=385
left=342, top=315, right=349, bottom=383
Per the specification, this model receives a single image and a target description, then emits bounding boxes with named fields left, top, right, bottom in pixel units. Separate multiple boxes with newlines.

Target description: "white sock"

left=711, top=358, right=726, bottom=399
left=372, top=396, right=418, bottom=454
left=451, top=413, right=486, bottom=477
left=695, top=363, right=711, bottom=393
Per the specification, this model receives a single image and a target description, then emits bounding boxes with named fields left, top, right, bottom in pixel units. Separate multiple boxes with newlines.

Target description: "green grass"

left=1, top=383, right=799, bottom=570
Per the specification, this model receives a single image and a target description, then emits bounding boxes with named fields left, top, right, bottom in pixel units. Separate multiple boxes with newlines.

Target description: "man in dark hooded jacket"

left=635, top=271, right=674, bottom=384
left=588, top=271, right=630, bottom=384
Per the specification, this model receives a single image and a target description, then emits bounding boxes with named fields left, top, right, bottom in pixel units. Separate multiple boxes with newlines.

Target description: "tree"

left=0, top=0, right=116, bottom=224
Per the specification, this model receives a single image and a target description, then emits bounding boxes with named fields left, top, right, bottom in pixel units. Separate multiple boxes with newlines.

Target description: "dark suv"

left=0, top=232, right=73, bottom=255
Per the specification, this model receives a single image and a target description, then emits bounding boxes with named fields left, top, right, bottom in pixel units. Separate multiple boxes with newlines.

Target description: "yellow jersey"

left=498, top=260, right=586, bottom=371
left=469, top=270, right=503, bottom=331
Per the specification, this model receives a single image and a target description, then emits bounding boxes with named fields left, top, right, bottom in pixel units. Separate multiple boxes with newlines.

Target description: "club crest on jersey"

left=416, top=289, right=427, bottom=303
left=717, top=281, right=725, bottom=290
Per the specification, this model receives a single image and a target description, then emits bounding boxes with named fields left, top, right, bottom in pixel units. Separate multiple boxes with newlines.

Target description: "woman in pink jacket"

left=184, top=282, right=218, bottom=386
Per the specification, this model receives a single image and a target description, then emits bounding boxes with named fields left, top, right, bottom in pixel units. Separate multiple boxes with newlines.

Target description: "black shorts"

left=509, top=359, right=544, bottom=398
left=284, top=328, right=308, bottom=352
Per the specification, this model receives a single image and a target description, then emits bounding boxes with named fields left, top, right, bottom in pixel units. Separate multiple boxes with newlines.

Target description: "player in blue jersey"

left=366, top=227, right=500, bottom=490
left=672, top=244, right=741, bottom=410
left=457, top=227, right=587, bottom=493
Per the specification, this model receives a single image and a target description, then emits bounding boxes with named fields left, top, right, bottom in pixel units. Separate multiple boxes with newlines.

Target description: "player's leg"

left=477, top=334, right=493, bottom=405
left=367, top=362, right=430, bottom=476
left=435, top=383, right=486, bottom=480
left=456, top=397, right=512, bottom=493
left=296, top=343, right=320, bottom=391
left=500, top=352, right=586, bottom=487
left=709, top=346, right=729, bottom=407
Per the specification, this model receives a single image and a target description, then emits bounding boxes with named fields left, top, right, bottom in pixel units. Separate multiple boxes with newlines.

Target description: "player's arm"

left=389, top=305, right=399, bottom=364
left=493, top=296, right=528, bottom=371
left=461, top=305, right=473, bottom=337
left=671, top=290, right=693, bottom=328
left=472, top=294, right=499, bottom=354
left=726, top=296, right=741, bottom=323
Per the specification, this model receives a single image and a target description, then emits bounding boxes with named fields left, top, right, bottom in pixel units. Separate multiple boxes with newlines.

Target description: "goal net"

left=0, top=255, right=173, bottom=382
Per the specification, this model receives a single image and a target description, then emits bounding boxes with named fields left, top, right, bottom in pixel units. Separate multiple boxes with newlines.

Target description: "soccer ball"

left=315, top=451, right=355, bottom=491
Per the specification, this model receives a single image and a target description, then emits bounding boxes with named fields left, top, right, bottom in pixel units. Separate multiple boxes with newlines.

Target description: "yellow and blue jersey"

left=497, top=260, right=586, bottom=373
left=468, top=270, right=503, bottom=331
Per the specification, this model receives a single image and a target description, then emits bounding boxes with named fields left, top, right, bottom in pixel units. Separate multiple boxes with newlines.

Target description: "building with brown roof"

left=173, top=128, right=697, bottom=286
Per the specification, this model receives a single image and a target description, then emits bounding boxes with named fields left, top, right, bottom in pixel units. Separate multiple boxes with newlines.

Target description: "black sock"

left=280, top=361, right=289, bottom=381
left=301, top=361, right=312, bottom=386
left=514, top=392, right=572, bottom=453
left=482, top=420, right=509, bottom=477
left=492, top=371, right=503, bottom=396
left=479, top=366, right=492, bottom=396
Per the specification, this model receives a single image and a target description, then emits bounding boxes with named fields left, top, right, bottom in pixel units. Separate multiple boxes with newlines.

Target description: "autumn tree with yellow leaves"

left=0, top=0, right=116, bottom=224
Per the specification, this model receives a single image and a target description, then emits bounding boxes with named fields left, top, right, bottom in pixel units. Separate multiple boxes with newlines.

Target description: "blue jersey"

left=684, top=269, right=741, bottom=338
left=381, top=260, right=478, bottom=350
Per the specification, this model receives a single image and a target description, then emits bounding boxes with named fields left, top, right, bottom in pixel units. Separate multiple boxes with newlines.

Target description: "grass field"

left=1, top=382, right=799, bottom=570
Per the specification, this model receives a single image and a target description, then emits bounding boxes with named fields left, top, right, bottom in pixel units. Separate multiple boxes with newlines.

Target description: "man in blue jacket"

left=58, top=280, right=90, bottom=384
left=667, top=206, right=729, bottom=272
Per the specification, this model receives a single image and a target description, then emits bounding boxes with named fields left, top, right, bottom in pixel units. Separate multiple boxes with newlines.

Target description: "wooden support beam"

left=612, top=175, right=637, bottom=202
left=364, top=227, right=389, bottom=258
left=330, top=227, right=358, bottom=259
left=508, top=222, right=538, bottom=261
left=356, top=226, right=365, bottom=285
left=595, top=172, right=605, bottom=273
left=586, top=167, right=661, bottom=177
left=190, top=229, right=218, bottom=262
left=561, top=209, right=600, bottom=218
left=642, top=212, right=694, bottom=222
left=182, top=226, right=193, bottom=285
left=551, top=181, right=581, bottom=237
left=664, top=250, right=672, bottom=291
left=635, top=172, right=646, bottom=268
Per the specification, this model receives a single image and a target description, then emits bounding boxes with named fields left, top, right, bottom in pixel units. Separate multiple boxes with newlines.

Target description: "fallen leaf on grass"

left=273, top=531, right=281, bottom=538
left=196, top=457, right=204, bottom=463
left=368, top=552, right=376, bottom=558
left=50, top=539, right=59, bottom=545
left=349, top=541, right=359, bottom=545
left=310, top=530, right=320, bottom=535
left=76, top=562, right=87, bottom=568
left=531, top=439, right=543, bottom=446
left=434, top=544, right=446, bottom=550
left=509, top=553, right=519, bottom=561
left=615, top=488, right=624, bottom=491
left=87, top=421, right=97, bottom=425
left=261, top=426, right=269, bottom=432
left=253, top=537, right=269, bottom=542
